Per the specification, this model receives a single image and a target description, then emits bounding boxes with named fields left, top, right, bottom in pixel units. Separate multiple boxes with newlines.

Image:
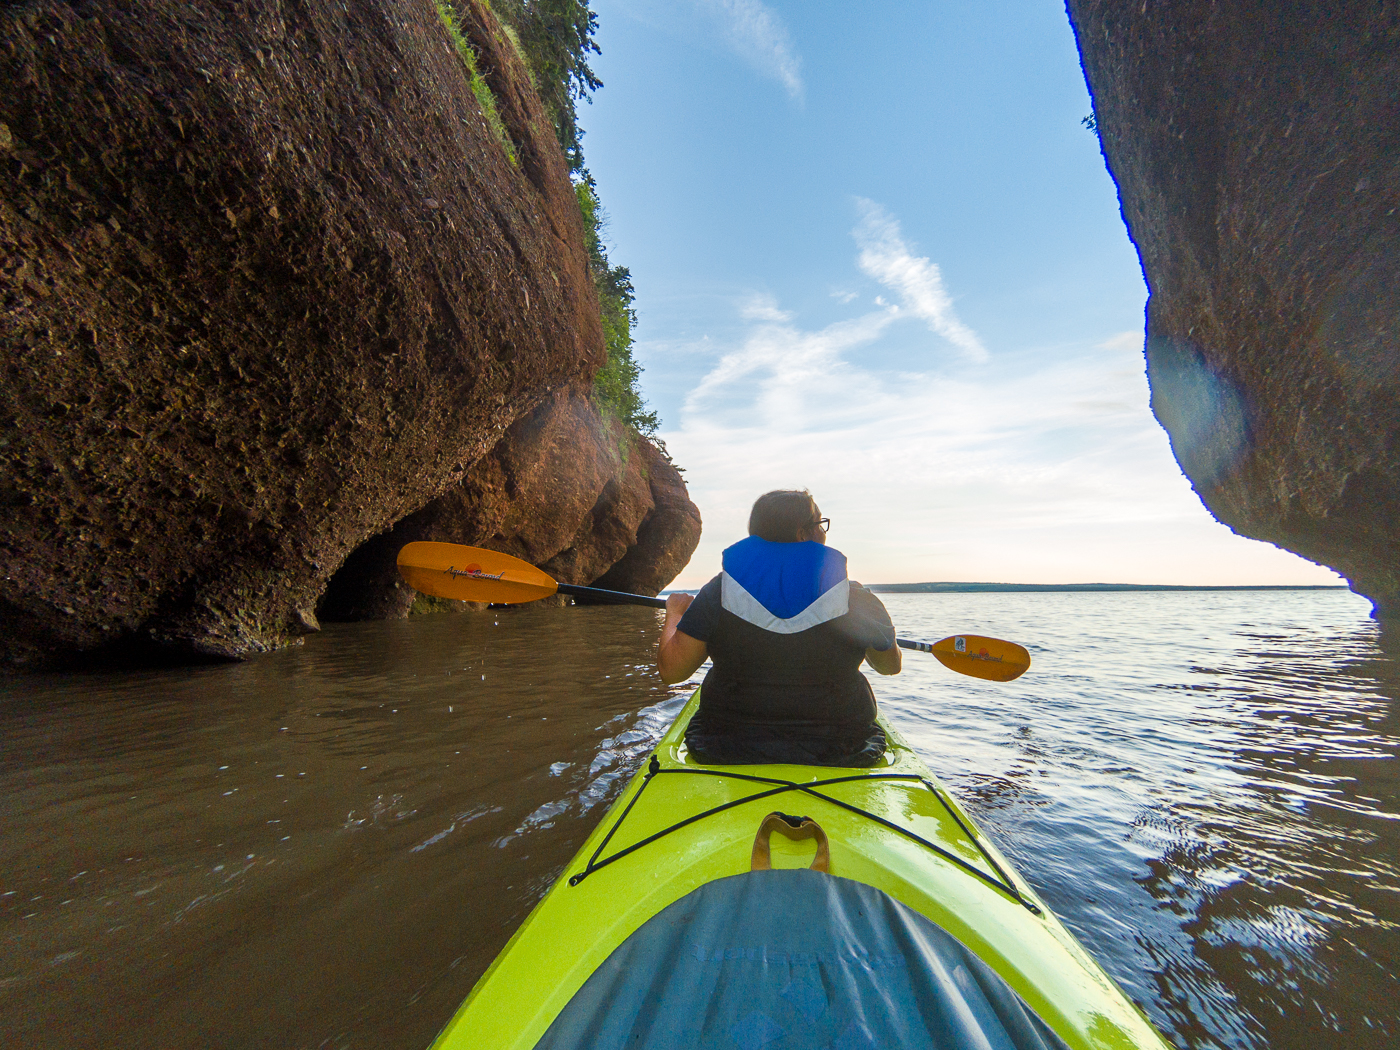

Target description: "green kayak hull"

left=429, top=690, right=1171, bottom=1049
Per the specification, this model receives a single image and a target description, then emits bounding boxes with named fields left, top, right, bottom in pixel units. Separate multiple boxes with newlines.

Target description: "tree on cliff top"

left=492, top=0, right=601, bottom=172
left=490, top=0, right=660, bottom=442
left=576, top=175, right=659, bottom=438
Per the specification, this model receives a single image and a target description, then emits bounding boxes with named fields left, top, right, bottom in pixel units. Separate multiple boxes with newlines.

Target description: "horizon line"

left=659, top=582, right=1349, bottom=595
left=863, top=582, right=1349, bottom=594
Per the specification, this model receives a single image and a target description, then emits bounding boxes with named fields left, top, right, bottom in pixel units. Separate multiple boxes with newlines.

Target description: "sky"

left=579, top=0, right=1345, bottom=590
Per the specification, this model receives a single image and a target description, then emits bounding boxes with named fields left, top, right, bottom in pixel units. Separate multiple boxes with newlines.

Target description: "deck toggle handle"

left=750, top=812, right=830, bottom=873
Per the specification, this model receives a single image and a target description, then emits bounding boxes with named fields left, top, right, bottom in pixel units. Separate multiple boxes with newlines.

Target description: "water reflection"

left=1136, top=636, right=1400, bottom=1050
left=0, top=591, right=1396, bottom=1050
left=0, top=605, right=689, bottom=1050
left=880, top=590, right=1397, bottom=1050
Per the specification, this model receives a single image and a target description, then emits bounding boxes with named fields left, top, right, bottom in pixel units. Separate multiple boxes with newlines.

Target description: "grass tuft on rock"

left=576, top=175, right=658, bottom=440
left=436, top=0, right=518, bottom=166
left=491, top=1, right=667, bottom=451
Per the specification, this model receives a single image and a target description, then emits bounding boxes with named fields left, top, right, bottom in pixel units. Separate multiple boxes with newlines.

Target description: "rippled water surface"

left=1, top=590, right=1396, bottom=1049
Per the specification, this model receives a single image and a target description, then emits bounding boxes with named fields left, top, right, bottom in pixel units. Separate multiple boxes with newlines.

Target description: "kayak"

left=428, top=689, right=1171, bottom=1050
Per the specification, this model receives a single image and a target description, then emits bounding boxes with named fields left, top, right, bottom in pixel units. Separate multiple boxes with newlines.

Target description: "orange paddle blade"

left=930, top=635, right=1031, bottom=682
left=396, top=542, right=559, bottom=604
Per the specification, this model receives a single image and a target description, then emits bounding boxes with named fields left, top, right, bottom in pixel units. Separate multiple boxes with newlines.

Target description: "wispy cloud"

left=655, top=206, right=1341, bottom=590
left=853, top=199, right=988, bottom=363
left=684, top=304, right=897, bottom=421
left=1097, top=330, right=1144, bottom=352
left=739, top=292, right=794, bottom=323
left=700, top=0, right=804, bottom=102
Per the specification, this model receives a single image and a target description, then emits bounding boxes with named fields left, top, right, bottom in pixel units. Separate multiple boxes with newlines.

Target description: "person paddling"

left=657, top=489, right=901, bottom=766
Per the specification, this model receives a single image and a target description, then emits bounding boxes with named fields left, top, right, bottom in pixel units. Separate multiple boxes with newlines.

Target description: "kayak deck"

left=567, top=753, right=1040, bottom=910
left=429, top=691, right=1170, bottom=1050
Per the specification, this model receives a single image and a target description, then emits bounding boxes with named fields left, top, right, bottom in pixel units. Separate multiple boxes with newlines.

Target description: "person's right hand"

left=659, top=591, right=706, bottom=684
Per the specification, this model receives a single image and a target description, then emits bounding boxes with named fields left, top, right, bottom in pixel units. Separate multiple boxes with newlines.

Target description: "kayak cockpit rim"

left=567, top=753, right=1042, bottom=916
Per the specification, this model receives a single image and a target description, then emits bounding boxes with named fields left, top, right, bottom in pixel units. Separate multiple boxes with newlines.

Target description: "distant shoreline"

left=864, top=582, right=1348, bottom=594
left=658, top=582, right=1349, bottom=596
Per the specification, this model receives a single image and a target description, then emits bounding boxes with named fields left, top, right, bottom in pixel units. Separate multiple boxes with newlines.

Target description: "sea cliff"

left=0, top=0, right=698, bottom=668
left=1067, top=1, right=1399, bottom=618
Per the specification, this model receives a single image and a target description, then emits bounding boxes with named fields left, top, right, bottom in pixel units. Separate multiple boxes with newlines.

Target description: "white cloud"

left=700, top=0, right=804, bottom=101
left=683, top=304, right=897, bottom=422
left=657, top=209, right=1342, bottom=592
left=1096, top=330, right=1144, bottom=352
left=853, top=199, right=988, bottom=363
left=739, top=292, right=794, bottom=323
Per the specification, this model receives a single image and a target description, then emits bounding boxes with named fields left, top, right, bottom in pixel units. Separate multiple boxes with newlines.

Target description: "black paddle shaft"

left=556, top=583, right=668, bottom=609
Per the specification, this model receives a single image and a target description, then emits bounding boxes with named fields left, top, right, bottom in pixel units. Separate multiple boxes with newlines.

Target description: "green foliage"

left=1081, top=112, right=1099, bottom=136
left=576, top=175, right=659, bottom=439
left=436, top=0, right=518, bottom=166
left=487, top=2, right=663, bottom=443
left=490, top=0, right=602, bottom=172
left=496, top=19, right=529, bottom=71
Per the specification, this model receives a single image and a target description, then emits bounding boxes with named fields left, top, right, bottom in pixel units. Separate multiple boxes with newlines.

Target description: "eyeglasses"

left=814, top=517, right=831, bottom=532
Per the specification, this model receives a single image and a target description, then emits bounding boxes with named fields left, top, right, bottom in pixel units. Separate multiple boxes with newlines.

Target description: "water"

left=0, top=591, right=1395, bottom=1049
left=878, top=591, right=1399, bottom=1049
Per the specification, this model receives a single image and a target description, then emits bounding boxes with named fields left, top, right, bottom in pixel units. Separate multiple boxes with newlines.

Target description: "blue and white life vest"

left=719, top=536, right=850, bottom=635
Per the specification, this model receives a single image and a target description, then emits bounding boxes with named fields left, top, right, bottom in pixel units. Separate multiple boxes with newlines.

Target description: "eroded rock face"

left=316, top=387, right=702, bottom=620
left=0, top=0, right=605, bottom=666
left=1066, top=1, right=1400, bottom=617
left=591, top=438, right=704, bottom=597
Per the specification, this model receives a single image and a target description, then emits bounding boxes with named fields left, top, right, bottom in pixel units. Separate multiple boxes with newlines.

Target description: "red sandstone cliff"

left=1066, top=1, right=1398, bottom=618
left=318, top=388, right=701, bottom=621
left=0, top=0, right=699, bottom=668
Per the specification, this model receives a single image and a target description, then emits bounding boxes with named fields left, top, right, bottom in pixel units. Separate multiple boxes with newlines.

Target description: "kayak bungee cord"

left=567, top=754, right=1042, bottom=915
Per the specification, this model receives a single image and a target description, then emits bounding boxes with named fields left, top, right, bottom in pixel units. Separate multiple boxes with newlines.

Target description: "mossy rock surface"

left=1068, top=0, right=1400, bottom=617
left=0, top=0, right=608, bottom=666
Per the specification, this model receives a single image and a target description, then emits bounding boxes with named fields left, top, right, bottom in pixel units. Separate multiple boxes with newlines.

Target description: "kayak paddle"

left=396, top=541, right=1031, bottom=682
left=894, top=635, right=1031, bottom=683
left=397, top=540, right=669, bottom=608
